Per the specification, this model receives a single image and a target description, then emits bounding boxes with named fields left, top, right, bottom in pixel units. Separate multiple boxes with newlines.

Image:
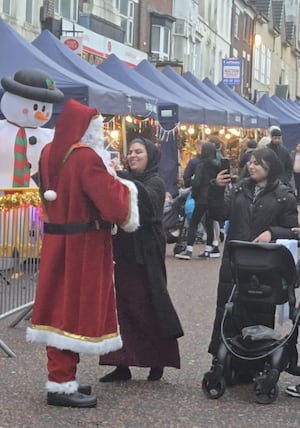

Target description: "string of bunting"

left=156, top=122, right=180, bottom=142
left=0, top=190, right=41, bottom=211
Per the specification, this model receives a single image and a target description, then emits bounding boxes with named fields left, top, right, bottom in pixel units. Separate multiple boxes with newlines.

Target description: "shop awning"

left=217, top=81, right=278, bottom=128
left=0, top=18, right=131, bottom=123
left=256, top=95, right=300, bottom=151
left=135, top=59, right=228, bottom=125
left=32, top=30, right=157, bottom=117
left=181, top=71, right=243, bottom=127
left=98, top=54, right=206, bottom=124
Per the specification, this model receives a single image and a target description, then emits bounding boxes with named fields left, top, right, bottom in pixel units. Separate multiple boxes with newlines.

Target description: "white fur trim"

left=46, top=380, right=78, bottom=394
left=26, top=327, right=122, bottom=355
left=119, top=179, right=140, bottom=232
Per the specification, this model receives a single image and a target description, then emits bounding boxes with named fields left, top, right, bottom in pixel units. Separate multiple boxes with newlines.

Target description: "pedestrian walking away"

left=26, top=99, right=140, bottom=408
left=176, top=142, right=220, bottom=260
left=99, top=137, right=184, bottom=383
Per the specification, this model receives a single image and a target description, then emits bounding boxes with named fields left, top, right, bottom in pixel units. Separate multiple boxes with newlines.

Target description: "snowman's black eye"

left=33, top=104, right=38, bottom=111
left=42, top=105, right=46, bottom=112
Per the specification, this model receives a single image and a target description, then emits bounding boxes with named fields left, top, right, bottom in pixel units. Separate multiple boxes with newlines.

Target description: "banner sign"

left=222, top=58, right=242, bottom=86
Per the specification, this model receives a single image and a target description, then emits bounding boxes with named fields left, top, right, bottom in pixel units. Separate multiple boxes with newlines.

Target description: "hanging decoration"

left=156, top=122, right=180, bottom=143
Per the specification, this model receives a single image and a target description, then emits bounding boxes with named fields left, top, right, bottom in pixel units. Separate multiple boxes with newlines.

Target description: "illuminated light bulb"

left=225, top=133, right=231, bottom=140
left=180, top=125, right=187, bottom=131
left=254, top=34, right=262, bottom=47
left=204, top=128, right=211, bottom=135
left=110, top=130, right=119, bottom=140
left=188, top=127, right=195, bottom=135
left=125, top=115, right=133, bottom=123
left=219, top=129, right=225, bottom=135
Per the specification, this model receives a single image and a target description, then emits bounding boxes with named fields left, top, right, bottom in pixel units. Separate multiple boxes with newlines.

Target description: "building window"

left=55, top=0, right=78, bottom=21
left=26, top=0, right=33, bottom=24
left=266, top=48, right=271, bottom=85
left=234, top=11, right=239, bottom=39
left=3, top=0, right=11, bottom=14
left=151, top=25, right=170, bottom=60
left=260, top=44, right=266, bottom=83
left=243, top=14, right=251, bottom=44
left=254, top=45, right=260, bottom=80
left=118, top=0, right=134, bottom=46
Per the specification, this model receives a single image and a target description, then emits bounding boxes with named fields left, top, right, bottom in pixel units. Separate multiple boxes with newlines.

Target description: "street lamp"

left=254, top=34, right=262, bottom=47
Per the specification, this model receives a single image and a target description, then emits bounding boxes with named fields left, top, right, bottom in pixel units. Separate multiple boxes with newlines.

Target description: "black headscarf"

left=126, top=137, right=161, bottom=183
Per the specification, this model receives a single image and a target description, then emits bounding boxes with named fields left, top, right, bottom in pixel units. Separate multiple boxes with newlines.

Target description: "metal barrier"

left=0, top=188, right=42, bottom=357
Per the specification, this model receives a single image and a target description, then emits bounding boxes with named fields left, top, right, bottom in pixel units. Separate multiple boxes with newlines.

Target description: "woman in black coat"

left=99, top=137, right=183, bottom=382
left=207, top=147, right=298, bottom=357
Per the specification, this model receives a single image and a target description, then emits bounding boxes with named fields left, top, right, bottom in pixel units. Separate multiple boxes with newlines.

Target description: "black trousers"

left=186, top=202, right=213, bottom=247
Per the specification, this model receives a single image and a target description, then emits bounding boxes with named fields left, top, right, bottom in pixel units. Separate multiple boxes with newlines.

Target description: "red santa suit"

left=26, top=99, right=139, bottom=395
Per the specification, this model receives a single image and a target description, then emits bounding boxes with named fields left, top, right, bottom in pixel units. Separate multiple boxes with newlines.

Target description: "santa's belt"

left=43, top=220, right=112, bottom=235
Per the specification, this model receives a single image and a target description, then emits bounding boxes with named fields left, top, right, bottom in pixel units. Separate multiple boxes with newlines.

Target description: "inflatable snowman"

left=0, top=69, right=64, bottom=188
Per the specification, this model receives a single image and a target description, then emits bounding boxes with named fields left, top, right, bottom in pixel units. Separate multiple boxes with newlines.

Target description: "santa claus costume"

left=26, top=99, right=139, bottom=408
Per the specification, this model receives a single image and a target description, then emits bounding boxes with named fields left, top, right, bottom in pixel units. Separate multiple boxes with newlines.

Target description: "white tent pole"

left=121, top=116, right=127, bottom=158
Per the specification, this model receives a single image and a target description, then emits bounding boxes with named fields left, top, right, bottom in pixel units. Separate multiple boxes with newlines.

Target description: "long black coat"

left=116, top=172, right=184, bottom=340
left=207, top=177, right=298, bottom=355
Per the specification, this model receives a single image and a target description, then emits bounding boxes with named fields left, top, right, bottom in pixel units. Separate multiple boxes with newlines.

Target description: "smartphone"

left=220, top=157, right=231, bottom=174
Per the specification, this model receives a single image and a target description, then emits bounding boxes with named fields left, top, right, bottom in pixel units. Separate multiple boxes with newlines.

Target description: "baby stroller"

left=202, top=240, right=300, bottom=404
left=163, top=192, right=188, bottom=254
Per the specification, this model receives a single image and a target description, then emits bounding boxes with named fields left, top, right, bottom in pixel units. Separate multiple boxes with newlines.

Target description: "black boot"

left=99, top=366, right=132, bottom=383
left=78, top=384, right=92, bottom=395
left=47, top=391, right=97, bottom=408
left=147, top=367, right=164, bottom=381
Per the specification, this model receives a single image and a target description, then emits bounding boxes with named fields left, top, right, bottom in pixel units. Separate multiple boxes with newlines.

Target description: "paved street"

left=1, top=242, right=300, bottom=427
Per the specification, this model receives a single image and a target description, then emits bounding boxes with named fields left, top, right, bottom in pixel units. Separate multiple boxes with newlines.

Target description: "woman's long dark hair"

left=200, top=142, right=217, bottom=160
left=250, top=147, right=283, bottom=184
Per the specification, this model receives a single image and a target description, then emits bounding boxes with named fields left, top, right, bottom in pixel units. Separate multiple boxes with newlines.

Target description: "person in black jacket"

left=207, top=147, right=298, bottom=358
left=267, top=128, right=293, bottom=187
left=182, top=140, right=202, bottom=187
left=176, top=142, right=220, bottom=260
left=99, top=137, right=183, bottom=382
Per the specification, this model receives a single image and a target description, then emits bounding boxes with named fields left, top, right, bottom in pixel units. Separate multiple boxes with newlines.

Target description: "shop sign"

left=61, top=36, right=83, bottom=56
left=222, top=58, right=242, bottom=86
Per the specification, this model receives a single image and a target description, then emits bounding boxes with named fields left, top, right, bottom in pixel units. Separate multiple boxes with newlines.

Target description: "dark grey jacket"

left=207, top=177, right=298, bottom=355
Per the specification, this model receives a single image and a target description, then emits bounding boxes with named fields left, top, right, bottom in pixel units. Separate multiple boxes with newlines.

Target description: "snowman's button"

left=29, top=136, right=37, bottom=145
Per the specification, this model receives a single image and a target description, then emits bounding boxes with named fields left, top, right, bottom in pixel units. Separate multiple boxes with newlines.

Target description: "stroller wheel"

left=202, top=373, right=226, bottom=399
left=254, top=382, right=278, bottom=405
left=222, top=353, right=238, bottom=386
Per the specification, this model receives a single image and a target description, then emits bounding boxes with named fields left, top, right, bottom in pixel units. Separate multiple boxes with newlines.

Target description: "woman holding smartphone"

left=206, top=147, right=298, bottom=378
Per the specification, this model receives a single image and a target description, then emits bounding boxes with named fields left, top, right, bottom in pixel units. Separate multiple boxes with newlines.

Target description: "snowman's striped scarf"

left=13, top=127, right=30, bottom=187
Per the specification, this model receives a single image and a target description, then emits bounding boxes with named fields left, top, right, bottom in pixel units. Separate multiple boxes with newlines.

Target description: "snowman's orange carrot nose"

left=34, top=111, right=49, bottom=121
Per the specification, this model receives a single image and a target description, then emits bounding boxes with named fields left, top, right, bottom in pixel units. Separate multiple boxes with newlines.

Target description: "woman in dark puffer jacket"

left=207, top=147, right=298, bottom=357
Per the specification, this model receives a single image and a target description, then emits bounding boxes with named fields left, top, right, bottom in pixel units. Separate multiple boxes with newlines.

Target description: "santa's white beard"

left=81, top=115, right=115, bottom=176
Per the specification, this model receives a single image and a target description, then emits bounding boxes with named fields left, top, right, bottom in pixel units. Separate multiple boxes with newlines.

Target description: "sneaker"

left=175, top=250, right=192, bottom=260
left=209, top=246, right=220, bottom=258
left=286, top=384, right=300, bottom=397
left=198, top=246, right=220, bottom=259
left=198, top=250, right=210, bottom=258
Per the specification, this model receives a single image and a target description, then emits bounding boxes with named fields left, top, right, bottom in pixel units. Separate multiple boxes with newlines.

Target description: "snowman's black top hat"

left=1, top=68, right=64, bottom=103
